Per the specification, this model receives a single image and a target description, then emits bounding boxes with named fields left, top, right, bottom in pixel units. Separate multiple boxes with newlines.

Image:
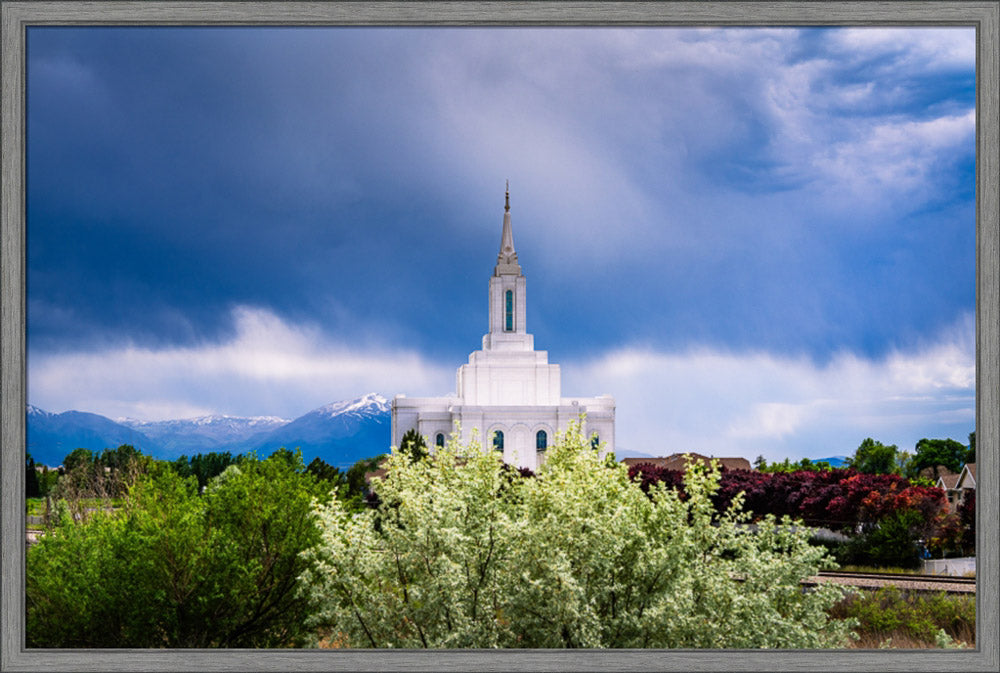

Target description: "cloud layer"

left=565, top=312, right=975, bottom=461
left=30, top=306, right=974, bottom=461
left=27, top=27, right=975, bottom=361
left=29, top=307, right=454, bottom=421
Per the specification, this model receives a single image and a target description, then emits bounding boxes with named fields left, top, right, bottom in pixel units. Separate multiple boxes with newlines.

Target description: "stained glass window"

left=505, top=290, right=513, bottom=331
left=493, top=430, right=504, bottom=451
left=436, top=433, right=445, bottom=448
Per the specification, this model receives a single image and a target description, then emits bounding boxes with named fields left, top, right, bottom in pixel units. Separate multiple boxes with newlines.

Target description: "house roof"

left=937, top=473, right=961, bottom=490
left=956, top=462, right=976, bottom=490
left=621, top=453, right=752, bottom=472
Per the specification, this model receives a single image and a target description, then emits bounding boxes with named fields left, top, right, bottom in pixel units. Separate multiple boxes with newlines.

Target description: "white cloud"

left=830, top=27, right=976, bottom=69
left=812, top=108, right=975, bottom=199
left=564, top=313, right=975, bottom=461
left=28, top=306, right=455, bottom=421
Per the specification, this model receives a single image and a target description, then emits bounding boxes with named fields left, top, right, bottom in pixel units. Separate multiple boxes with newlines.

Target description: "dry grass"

left=845, top=624, right=975, bottom=649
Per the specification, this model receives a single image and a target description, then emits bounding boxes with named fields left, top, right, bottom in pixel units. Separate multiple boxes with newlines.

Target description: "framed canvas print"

left=2, top=1, right=997, bottom=671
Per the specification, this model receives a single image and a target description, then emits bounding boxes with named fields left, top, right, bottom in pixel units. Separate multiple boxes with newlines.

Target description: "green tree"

left=341, top=454, right=385, bottom=511
left=172, top=451, right=238, bottom=490
left=908, top=438, right=966, bottom=479
left=966, top=431, right=975, bottom=464
left=838, top=509, right=926, bottom=570
left=399, top=428, right=428, bottom=462
left=306, top=456, right=344, bottom=484
left=26, top=452, right=40, bottom=498
left=300, top=422, right=854, bottom=648
left=27, top=450, right=332, bottom=647
left=62, top=447, right=94, bottom=473
left=848, top=438, right=900, bottom=475
left=97, top=444, right=150, bottom=497
left=38, top=465, right=58, bottom=497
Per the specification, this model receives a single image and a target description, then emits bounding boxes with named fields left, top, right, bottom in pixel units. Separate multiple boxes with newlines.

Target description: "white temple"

left=391, top=185, right=615, bottom=471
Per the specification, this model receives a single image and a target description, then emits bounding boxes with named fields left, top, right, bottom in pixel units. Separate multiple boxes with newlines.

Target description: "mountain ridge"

left=27, top=394, right=392, bottom=469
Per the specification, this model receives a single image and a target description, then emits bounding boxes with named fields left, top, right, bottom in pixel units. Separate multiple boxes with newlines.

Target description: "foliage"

left=848, top=438, right=900, bottom=475
left=36, top=464, right=59, bottom=497
left=300, top=423, right=853, bottom=648
left=50, top=444, right=150, bottom=523
left=26, top=453, right=41, bottom=498
left=340, top=454, right=386, bottom=512
left=966, top=431, right=975, bottom=464
left=171, top=451, right=238, bottom=490
left=829, top=585, right=975, bottom=648
left=62, top=447, right=95, bottom=473
left=306, top=456, right=344, bottom=484
left=757, top=457, right=832, bottom=473
left=908, top=438, right=967, bottom=479
left=958, top=491, right=975, bottom=552
left=837, top=510, right=925, bottom=569
left=629, top=462, right=954, bottom=568
left=27, top=450, right=332, bottom=647
left=26, top=497, right=47, bottom=517
left=399, top=428, right=429, bottom=462
left=630, top=464, right=948, bottom=535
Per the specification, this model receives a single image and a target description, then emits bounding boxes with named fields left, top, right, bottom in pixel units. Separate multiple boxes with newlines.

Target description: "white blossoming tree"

left=299, top=422, right=855, bottom=648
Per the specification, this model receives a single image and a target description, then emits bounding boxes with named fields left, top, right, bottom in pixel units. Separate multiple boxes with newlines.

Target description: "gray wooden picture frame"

left=2, top=1, right=997, bottom=671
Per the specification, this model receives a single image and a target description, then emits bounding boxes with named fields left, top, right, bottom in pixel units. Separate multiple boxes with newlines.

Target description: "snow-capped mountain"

left=27, top=404, right=50, bottom=418
left=244, top=393, right=391, bottom=467
left=117, top=414, right=291, bottom=454
left=26, top=394, right=392, bottom=468
left=310, top=392, right=391, bottom=419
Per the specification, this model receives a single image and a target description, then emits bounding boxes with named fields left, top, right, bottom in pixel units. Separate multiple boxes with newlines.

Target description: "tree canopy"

left=848, top=438, right=901, bottom=475
left=909, top=438, right=968, bottom=478
left=27, top=449, right=333, bottom=647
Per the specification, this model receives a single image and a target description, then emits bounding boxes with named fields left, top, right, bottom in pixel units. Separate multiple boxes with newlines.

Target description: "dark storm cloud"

left=27, top=26, right=975, bottom=367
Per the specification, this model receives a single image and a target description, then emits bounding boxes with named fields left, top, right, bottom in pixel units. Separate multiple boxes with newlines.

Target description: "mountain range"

left=25, top=394, right=852, bottom=471
left=27, top=393, right=391, bottom=469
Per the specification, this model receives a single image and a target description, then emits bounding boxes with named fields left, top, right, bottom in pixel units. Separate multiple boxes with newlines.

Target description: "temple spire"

left=495, top=182, right=521, bottom=276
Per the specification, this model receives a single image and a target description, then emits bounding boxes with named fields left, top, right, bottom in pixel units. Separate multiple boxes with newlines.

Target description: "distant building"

left=955, top=462, right=976, bottom=506
left=936, top=471, right=962, bottom=509
left=621, top=452, right=752, bottom=472
left=391, top=186, right=615, bottom=471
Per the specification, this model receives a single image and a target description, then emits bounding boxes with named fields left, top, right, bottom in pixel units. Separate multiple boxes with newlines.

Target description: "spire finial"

left=505, top=180, right=510, bottom=212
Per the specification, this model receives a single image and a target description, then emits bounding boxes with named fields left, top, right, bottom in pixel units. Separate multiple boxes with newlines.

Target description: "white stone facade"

left=391, top=187, right=615, bottom=471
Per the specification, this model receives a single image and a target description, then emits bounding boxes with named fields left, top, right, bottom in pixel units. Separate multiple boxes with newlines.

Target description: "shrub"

left=27, top=450, right=332, bottom=647
left=830, top=586, right=975, bottom=647
left=300, top=422, right=854, bottom=648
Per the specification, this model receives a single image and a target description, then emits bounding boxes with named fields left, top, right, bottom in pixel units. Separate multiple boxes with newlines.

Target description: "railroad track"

left=810, top=570, right=975, bottom=594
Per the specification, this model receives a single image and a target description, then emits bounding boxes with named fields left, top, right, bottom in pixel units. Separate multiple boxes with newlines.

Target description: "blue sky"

left=27, top=26, right=976, bottom=462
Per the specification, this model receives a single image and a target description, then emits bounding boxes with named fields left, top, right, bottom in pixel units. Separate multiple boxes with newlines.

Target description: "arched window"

left=591, top=434, right=600, bottom=449
left=505, top=290, right=514, bottom=331
left=536, top=430, right=548, bottom=451
left=493, top=430, right=504, bottom=451
left=435, top=433, right=445, bottom=448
